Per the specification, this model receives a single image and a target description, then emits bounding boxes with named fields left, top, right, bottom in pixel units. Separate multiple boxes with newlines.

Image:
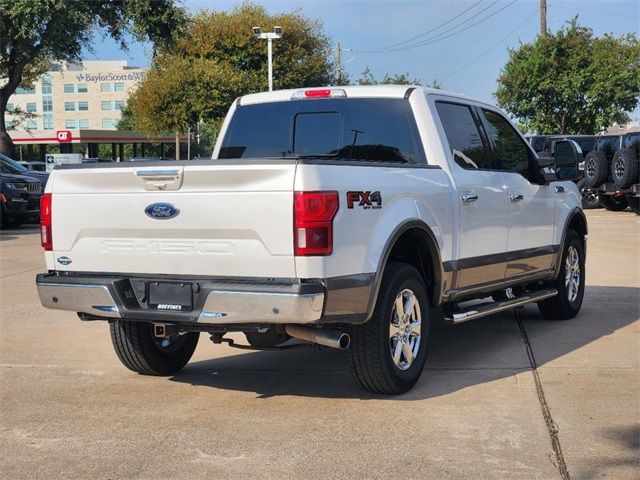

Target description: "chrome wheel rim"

left=614, top=159, right=624, bottom=180
left=586, top=159, right=596, bottom=179
left=389, top=289, right=421, bottom=371
left=564, top=246, right=581, bottom=303
left=581, top=186, right=598, bottom=205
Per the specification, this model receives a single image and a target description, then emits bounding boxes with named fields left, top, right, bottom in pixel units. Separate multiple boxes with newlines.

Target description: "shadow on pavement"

left=0, top=225, right=39, bottom=241
left=574, top=425, right=640, bottom=479
left=170, top=286, right=639, bottom=399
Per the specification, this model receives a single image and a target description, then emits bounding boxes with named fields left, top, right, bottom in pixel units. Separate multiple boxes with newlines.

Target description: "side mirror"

left=554, top=140, right=581, bottom=181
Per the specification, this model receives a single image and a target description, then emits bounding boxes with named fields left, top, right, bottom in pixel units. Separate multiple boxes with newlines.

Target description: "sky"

left=83, top=0, right=640, bottom=117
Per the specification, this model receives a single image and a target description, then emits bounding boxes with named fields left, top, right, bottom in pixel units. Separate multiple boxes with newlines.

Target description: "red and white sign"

left=56, top=130, right=72, bottom=143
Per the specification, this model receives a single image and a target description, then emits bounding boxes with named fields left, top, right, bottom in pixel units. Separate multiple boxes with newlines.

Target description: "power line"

left=441, top=10, right=538, bottom=81
left=360, top=0, right=519, bottom=54
left=362, top=0, right=486, bottom=53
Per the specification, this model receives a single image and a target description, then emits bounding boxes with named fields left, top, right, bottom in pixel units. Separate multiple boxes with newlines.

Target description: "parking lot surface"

left=1, top=209, right=638, bottom=479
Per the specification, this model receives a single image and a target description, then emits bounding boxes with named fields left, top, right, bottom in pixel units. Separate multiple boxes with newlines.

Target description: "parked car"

left=0, top=153, right=49, bottom=187
left=584, top=132, right=639, bottom=213
left=525, top=135, right=547, bottom=153
left=82, top=158, right=114, bottom=164
left=18, top=161, right=48, bottom=172
left=127, top=157, right=173, bottom=162
left=36, top=86, right=586, bottom=394
left=0, top=171, right=43, bottom=227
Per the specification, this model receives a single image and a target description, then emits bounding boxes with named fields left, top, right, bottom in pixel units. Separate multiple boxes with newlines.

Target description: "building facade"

left=6, top=60, right=145, bottom=132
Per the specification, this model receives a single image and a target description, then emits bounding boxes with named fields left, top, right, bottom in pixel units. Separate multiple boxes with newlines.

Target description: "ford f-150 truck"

left=36, top=86, right=587, bottom=394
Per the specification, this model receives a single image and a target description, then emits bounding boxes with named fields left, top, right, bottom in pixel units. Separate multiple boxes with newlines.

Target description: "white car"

left=36, top=86, right=587, bottom=394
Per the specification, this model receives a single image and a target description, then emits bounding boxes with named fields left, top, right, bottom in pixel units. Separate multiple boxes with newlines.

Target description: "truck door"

left=478, top=108, right=556, bottom=279
left=435, top=101, right=509, bottom=289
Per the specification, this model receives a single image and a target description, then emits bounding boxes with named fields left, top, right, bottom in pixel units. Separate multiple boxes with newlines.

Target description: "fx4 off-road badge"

left=347, top=191, right=382, bottom=210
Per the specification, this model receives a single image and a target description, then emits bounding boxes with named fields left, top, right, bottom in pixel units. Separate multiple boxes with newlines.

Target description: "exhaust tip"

left=338, top=333, right=350, bottom=349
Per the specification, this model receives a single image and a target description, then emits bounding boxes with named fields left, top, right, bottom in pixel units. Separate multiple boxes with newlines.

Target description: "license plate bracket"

left=148, top=282, right=193, bottom=311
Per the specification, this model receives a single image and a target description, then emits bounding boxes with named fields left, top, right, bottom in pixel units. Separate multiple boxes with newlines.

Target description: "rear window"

left=219, top=98, right=426, bottom=164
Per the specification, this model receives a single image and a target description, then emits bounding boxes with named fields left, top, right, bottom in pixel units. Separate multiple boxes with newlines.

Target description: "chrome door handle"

left=509, top=193, right=524, bottom=202
left=461, top=194, right=478, bottom=203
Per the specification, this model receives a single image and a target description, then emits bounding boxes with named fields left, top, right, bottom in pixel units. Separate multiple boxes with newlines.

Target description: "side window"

left=436, top=102, right=490, bottom=169
left=625, top=134, right=640, bottom=152
left=481, top=109, right=532, bottom=177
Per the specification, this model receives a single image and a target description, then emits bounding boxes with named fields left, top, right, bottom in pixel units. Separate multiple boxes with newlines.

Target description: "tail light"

left=294, top=191, right=339, bottom=256
left=40, top=193, right=52, bottom=251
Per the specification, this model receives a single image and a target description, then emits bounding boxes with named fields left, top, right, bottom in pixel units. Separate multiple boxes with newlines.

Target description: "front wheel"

left=348, top=263, right=430, bottom=394
left=537, top=230, right=585, bottom=320
left=110, top=321, right=199, bottom=375
left=576, top=178, right=601, bottom=209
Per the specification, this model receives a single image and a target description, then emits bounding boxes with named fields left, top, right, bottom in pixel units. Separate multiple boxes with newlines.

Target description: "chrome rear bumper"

left=36, top=274, right=324, bottom=325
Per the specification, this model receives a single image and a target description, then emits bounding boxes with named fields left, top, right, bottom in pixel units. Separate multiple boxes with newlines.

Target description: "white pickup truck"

left=37, top=86, right=587, bottom=394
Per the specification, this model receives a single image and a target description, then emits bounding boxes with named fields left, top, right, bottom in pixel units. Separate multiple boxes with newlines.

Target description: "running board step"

left=445, top=288, right=558, bottom=324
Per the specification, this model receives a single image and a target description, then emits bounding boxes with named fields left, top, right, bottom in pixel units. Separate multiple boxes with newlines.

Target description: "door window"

left=481, top=109, right=532, bottom=177
left=435, top=102, right=489, bottom=169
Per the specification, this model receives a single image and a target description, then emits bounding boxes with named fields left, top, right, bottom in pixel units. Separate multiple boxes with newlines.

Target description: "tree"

left=357, top=67, right=424, bottom=86
left=495, top=19, right=640, bottom=134
left=0, top=0, right=187, bottom=155
left=126, top=3, right=336, bottom=152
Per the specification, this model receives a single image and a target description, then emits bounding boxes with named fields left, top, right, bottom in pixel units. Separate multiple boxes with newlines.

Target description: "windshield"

left=219, top=98, right=426, bottom=164
left=0, top=154, right=30, bottom=174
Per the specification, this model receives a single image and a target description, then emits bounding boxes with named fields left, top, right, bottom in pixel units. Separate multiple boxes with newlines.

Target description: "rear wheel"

left=576, top=178, right=601, bottom=209
left=110, top=321, right=199, bottom=375
left=348, top=263, right=430, bottom=394
left=599, top=194, right=628, bottom=211
left=584, top=150, right=608, bottom=188
left=538, top=230, right=585, bottom=320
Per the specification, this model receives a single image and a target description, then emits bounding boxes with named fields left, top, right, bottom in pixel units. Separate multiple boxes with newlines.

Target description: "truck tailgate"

left=49, top=162, right=296, bottom=277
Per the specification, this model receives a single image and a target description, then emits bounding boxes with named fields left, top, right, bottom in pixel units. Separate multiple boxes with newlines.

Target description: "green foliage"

left=495, top=19, right=640, bottom=134
left=0, top=0, right=186, bottom=154
left=357, top=67, right=423, bottom=85
left=126, top=3, right=336, bottom=140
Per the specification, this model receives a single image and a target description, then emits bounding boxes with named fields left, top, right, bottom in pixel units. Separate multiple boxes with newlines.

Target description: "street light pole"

left=252, top=26, right=283, bottom=91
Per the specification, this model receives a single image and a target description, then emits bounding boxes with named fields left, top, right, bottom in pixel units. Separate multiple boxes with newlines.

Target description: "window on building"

left=114, top=100, right=124, bottom=110
left=64, top=84, right=75, bottom=93
left=79, top=119, right=90, bottom=129
left=102, top=119, right=118, bottom=129
left=42, top=99, right=53, bottom=112
left=77, top=84, right=88, bottom=93
left=6, top=121, right=16, bottom=130
left=26, top=102, right=37, bottom=113
left=43, top=114, right=54, bottom=130
left=65, top=102, right=76, bottom=111
left=101, top=101, right=112, bottom=110
left=114, top=83, right=125, bottom=92
left=15, top=85, right=36, bottom=94
left=42, top=77, right=52, bottom=95
left=26, top=120, right=38, bottom=130
left=65, top=120, right=78, bottom=129
left=78, top=101, right=88, bottom=111
left=100, top=83, right=111, bottom=93
left=6, top=103, right=13, bottom=112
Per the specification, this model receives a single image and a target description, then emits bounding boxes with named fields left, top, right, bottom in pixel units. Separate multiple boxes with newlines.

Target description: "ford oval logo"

left=145, top=203, right=180, bottom=220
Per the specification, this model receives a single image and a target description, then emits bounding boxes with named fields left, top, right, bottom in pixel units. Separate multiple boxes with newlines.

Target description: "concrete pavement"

left=0, top=209, right=638, bottom=479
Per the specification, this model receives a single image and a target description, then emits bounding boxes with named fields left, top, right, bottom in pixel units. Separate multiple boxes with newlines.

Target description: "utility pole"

left=336, top=42, right=342, bottom=84
left=540, top=0, right=547, bottom=37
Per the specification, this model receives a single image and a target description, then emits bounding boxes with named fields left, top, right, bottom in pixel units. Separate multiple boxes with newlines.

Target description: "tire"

left=348, top=263, right=430, bottom=394
left=584, top=150, right=608, bottom=188
left=110, top=321, right=199, bottom=375
left=538, top=230, right=585, bottom=320
left=611, top=149, right=639, bottom=189
left=576, top=178, right=601, bottom=209
left=628, top=196, right=640, bottom=215
left=599, top=194, right=628, bottom=211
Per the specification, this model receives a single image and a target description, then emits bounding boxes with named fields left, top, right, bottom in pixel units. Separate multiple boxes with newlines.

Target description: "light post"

left=252, top=26, right=283, bottom=91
